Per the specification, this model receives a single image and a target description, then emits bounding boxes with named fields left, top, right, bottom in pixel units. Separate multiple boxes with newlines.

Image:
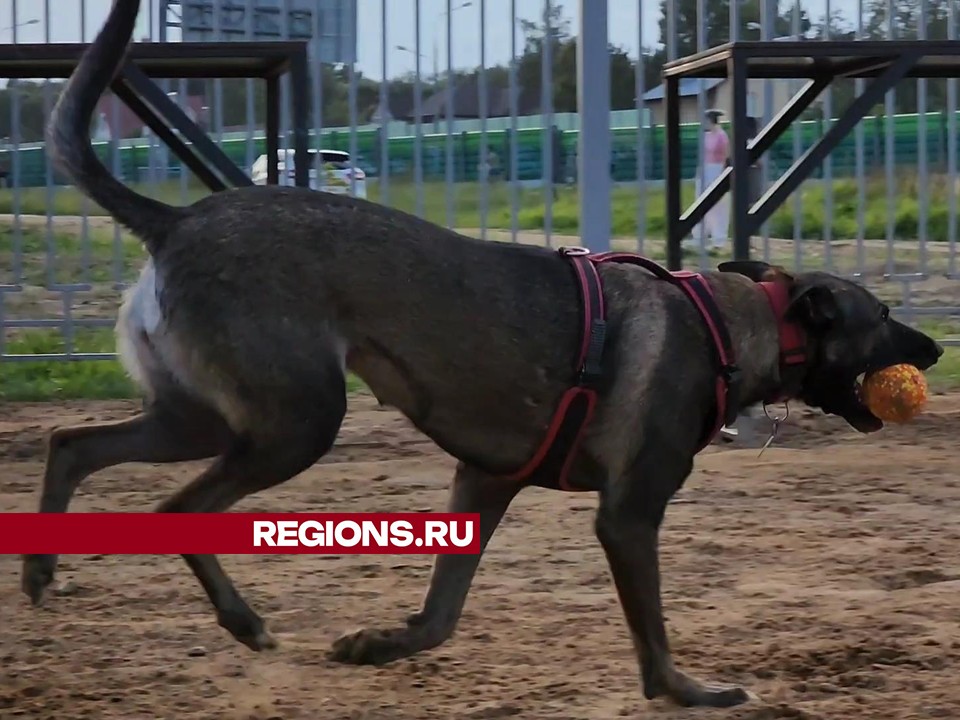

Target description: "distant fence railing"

left=2, top=0, right=958, bottom=371
left=2, top=110, right=958, bottom=189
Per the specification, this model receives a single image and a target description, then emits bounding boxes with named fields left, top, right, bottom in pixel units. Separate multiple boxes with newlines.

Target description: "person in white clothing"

left=688, top=109, right=731, bottom=253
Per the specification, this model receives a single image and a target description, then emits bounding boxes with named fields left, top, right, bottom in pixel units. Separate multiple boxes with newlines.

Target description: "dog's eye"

left=880, top=305, right=890, bottom=321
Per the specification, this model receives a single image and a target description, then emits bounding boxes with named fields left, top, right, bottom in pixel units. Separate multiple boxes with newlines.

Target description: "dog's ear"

left=718, top=260, right=793, bottom=283
left=785, top=284, right=839, bottom=329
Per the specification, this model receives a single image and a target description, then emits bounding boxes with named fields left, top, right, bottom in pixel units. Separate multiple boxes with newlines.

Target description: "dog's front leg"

left=329, top=462, right=519, bottom=665
left=595, top=471, right=752, bottom=708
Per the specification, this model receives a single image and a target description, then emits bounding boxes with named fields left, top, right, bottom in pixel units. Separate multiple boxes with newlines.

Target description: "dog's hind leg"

left=595, top=443, right=752, bottom=709
left=21, top=394, right=233, bottom=605
left=155, top=382, right=347, bottom=651
left=328, top=462, right=519, bottom=665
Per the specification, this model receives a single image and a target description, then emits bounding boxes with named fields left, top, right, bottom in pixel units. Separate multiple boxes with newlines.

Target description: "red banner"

left=0, top=513, right=480, bottom=555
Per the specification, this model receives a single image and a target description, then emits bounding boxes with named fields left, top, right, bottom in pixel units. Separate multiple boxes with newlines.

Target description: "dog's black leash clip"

left=578, top=318, right=607, bottom=388
left=758, top=401, right=790, bottom=458
left=720, top=364, right=744, bottom=428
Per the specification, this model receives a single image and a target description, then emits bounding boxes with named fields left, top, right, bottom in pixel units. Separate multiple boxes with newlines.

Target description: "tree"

left=861, top=0, right=952, bottom=113
left=644, top=0, right=814, bottom=109
left=516, top=2, right=571, bottom=113
left=655, top=0, right=813, bottom=60
left=511, top=4, right=636, bottom=114
left=647, top=0, right=959, bottom=118
left=0, top=81, right=60, bottom=143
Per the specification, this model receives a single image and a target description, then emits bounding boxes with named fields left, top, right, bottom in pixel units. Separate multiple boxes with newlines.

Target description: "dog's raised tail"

left=48, top=0, right=181, bottom=254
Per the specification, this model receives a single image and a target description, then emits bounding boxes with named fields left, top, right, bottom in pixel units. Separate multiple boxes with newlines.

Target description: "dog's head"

left=719, top=261, right=944, bottom=433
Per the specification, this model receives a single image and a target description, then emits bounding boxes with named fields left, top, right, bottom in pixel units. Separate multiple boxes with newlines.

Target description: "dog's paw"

left=237, top=628, right=278, bottom=652
left=21, top=554, right=57, bottom=606
left=646, top=669, right=753, bottom=709
left=686, top=684, right=752, bottom=708
left=328, top=627, right=421, bottom=666
left=216, top=607, right=277, bottom=652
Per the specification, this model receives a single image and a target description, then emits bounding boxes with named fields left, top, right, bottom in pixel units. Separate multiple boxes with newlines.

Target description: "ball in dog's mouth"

left=859, top=364, right=929, bottom=423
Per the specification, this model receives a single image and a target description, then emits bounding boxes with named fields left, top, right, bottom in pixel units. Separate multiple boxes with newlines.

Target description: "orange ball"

left=860, top=364, right=929, bottom=423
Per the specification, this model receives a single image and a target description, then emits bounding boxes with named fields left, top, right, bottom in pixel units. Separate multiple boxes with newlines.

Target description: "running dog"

left=22, top=0, right=943, bottom=709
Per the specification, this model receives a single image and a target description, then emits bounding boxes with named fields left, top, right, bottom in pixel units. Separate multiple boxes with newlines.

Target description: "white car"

left=250, top=148, right=367, bottom=199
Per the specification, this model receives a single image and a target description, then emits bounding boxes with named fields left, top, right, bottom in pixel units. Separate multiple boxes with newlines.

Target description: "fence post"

left=577, top=0, right=610, bottom=252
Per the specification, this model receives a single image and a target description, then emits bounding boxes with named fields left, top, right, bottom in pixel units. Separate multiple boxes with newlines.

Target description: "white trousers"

left=692, top=162, right=730, bottom=249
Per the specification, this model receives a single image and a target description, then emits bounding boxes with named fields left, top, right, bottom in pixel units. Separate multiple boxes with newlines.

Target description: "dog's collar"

left=758, top=281, right=808, bottom=402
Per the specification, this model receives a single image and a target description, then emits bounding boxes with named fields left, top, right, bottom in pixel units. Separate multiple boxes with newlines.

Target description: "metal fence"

left=0, top=0, right=958, bottom=369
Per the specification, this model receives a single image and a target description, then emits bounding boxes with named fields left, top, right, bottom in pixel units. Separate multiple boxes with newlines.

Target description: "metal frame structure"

left=663, top=40, right=960, bottom=270
left=0, top=41, right=311, bottom=192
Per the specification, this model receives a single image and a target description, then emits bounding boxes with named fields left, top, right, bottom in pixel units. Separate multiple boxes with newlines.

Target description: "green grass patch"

left=0, top=181, right=211, bottom=218
left=1, top=329, right=136, bottom=401
left=384, top=170, right=960, bottom=241
left=4, top=323, right=957, bottom=402
left=0, top=222, right=146, bottom=287
left=917, top=320, right=960, bottom=392
left=0, top=329, right=367, bottom=402
left=2, top=170, right=959, bottom=240
left=927, top=347, right=960, bottom=391
left=2, top=172, right=960, bottom=401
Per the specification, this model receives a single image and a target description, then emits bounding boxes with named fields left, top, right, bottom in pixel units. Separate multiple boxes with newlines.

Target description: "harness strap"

left=566, top=252, right=607, bottom=385
left=507, top=248, right=742, bottom=491
left=670, top=272, right=742, bottom=433
left=502, top=387, right=597, bottom=491
left=588, top=252, right=742, bottom=438
left=504, top=251, right=604, bottom=491
left=758, top=281, right=808, bottom=402
left=758, top=281, right=806, bottom=366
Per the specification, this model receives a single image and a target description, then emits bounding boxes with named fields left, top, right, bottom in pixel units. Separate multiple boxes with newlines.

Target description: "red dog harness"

left=506, top=248, right=804, bottom=492
left=758, top=281, right=807, bottom=402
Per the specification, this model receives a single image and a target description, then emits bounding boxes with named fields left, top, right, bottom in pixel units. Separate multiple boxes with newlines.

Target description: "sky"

left=0, top=0, right=862, bottom=81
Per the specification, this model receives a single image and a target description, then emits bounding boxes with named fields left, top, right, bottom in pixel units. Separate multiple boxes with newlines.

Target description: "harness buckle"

left=558, top=246, right=591, bottom=257
left=721, top=364, right=743, bottom=384
left=721, top=364, right=743, bottom=427
left=578, top=318, right=607, bottom=387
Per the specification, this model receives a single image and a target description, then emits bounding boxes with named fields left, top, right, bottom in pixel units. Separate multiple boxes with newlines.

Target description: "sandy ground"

left=1, top=393, right=960, bottom=720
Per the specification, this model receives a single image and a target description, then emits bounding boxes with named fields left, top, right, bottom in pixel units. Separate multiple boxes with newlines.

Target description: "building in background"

left=640, top=77, right=797, bottom=126
left=94, top=92, right=208, bottom=141
left=160, top=0, right=357, bottom=64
